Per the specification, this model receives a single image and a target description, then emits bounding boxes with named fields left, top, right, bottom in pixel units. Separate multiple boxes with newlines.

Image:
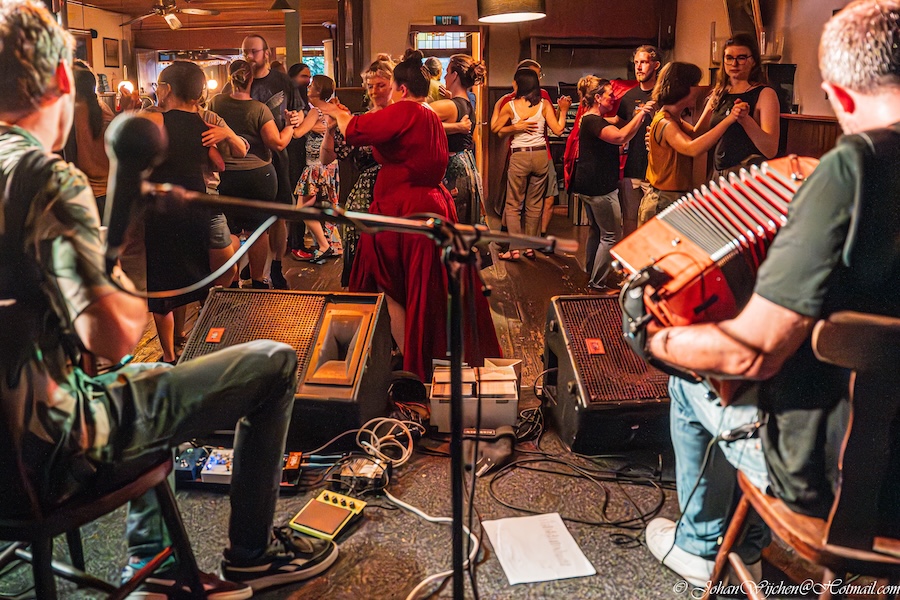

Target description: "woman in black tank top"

left=689, top=32, right=781, bottom=176
left=138, top=62, right=246, bottom=362
left=430, top=54, right=486, bottom=228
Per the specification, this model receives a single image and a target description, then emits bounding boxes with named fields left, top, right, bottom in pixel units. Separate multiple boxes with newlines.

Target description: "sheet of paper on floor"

left=482, top=512, right=596, bottom=585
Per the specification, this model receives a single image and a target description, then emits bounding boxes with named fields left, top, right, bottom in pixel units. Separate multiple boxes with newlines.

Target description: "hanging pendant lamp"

left=269, top=0, right=295, bottom=12
left=477, top=0, right=546, bottom=23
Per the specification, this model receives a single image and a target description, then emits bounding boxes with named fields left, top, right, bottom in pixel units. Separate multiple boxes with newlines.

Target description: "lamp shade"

left=269, top=0, right=295, bottom=12
left=477, top=0, right=546, bottom=23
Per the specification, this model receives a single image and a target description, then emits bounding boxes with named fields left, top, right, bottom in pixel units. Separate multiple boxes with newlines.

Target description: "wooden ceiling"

left=81, top=0, right=339, bottom=50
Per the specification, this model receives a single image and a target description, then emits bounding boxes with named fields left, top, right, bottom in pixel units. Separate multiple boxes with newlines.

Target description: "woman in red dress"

left=323, top=49, right=501, bottom=379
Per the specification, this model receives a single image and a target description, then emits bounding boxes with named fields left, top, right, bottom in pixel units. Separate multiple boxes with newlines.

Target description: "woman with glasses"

left=691, top=32, right=781, bottom=178
left=638, top=62, right=744, bottom=226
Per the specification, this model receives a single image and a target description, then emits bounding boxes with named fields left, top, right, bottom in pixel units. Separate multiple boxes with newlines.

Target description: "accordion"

left=612, top=155, right=818, bottom=332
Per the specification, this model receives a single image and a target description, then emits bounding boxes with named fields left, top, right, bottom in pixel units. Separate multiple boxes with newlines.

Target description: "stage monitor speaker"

left=179, top=289, right=393, bottom=451
left=543, top=295, right=670, bottom=453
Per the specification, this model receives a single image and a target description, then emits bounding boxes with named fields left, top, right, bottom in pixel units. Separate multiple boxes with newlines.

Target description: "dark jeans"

left=95, top=340, right=297, bottom=561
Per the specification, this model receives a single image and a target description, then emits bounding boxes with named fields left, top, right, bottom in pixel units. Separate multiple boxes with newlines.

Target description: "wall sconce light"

left=477, top=0, right=546, bottom=23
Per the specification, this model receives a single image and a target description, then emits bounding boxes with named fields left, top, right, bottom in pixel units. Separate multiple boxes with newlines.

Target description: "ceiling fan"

left=121, top=0, right=220, bottom=30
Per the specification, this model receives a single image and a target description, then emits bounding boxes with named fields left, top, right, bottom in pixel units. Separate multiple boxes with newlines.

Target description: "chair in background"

left=703, top=311, right=900, bottom=600
left=0, top=451, right=204, bottom=600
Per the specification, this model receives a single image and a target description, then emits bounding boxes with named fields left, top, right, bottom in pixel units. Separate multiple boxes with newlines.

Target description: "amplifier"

left=543, top=295, right=670, bottom=452
left=180, top=289, right=393, bottom=451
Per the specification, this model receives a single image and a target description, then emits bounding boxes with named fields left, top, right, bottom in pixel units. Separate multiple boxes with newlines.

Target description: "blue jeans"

left=669, top=377, right=771, bottom=563
left=579, top=191, right=622, bottom=287
left=94, top=340, right=297, bottom=563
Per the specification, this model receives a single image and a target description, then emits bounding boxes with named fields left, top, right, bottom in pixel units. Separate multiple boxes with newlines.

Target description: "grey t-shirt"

left=208, top=94, right=274, bottom=170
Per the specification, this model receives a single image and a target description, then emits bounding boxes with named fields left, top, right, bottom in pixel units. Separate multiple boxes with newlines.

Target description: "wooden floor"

left=1, top=206, right=823, bottom=599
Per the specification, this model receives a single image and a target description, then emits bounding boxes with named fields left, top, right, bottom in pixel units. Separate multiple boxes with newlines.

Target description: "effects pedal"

left=174, top=447, right=208, bottom=481
left=201, top=448, right=234, bottom=484
left=333, top=457, right=388, bottom=495
left=289, top=490, right=365, bottom=541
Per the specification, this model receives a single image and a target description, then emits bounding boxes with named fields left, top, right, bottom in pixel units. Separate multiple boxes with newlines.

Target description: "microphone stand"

left=141, top=183, right=578, bottom=599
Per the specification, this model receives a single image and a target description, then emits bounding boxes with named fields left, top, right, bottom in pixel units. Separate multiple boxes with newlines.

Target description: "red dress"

left=347, top=101, right=501, bottom=379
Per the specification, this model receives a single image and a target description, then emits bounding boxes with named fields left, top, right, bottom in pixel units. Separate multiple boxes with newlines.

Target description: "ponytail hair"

left=392, top=48, right=430, bottom=98
left=577, top=75, right=611, bottom=109
left=228, top=59, right=253, bottom=91
left=447, top=54, right=486, bottom=89
left=363, top=53, right=394, bottom=83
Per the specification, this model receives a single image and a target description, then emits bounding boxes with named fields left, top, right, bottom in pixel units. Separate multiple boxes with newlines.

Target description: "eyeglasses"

left=723, top=54, right=751, bottom=64
left=243, top=48, right=266, bottom=56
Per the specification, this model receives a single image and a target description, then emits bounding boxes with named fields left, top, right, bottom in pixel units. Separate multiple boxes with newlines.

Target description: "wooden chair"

left=0, top=451, right=204, bottom=599
left=703, top=311, right=900, bottom=600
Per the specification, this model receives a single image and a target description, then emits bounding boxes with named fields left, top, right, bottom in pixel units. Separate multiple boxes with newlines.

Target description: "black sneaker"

left=123, top=565, right=252, bottom=600
left=221, top=526, right=339, bottom=592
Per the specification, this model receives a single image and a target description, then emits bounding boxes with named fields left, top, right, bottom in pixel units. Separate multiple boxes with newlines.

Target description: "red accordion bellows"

left=611, top=156, right=819, bottom=328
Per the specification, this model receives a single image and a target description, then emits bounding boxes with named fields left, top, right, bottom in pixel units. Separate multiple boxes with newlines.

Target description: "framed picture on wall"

left=103, top=38, right=119, bottom=68
left=72, top=32, right=93, bottom=66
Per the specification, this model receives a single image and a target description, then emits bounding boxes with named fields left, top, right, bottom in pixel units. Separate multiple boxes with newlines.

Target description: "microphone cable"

left=107, top=215, right=276, bottom=299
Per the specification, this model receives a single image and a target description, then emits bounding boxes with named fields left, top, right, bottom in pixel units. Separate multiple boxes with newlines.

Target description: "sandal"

left=309, top=247, right=335, bottom=264
left=498, top=250, right=520, bottom=261
left=522, top=249, right=536, bottom=260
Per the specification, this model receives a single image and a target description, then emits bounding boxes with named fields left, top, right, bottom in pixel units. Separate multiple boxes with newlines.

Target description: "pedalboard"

left=174, top=447, right=306, bottom=492
left=289, top=490, right=366, bottom=541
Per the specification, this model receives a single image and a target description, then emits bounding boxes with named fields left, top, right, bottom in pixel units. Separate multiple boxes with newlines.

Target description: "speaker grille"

left=181, top=289, right=327, bottom=386
left=556, top=296, right=668, bottom=405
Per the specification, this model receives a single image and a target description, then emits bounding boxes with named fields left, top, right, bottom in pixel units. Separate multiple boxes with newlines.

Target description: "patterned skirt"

left=340, top=165, right=379, bottom=287
left=444, top=149, right=484, bottom=226
left=295, top=161, right=338, bottom=201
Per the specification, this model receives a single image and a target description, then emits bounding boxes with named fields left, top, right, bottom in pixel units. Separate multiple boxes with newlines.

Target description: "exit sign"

left=434, top=15, right=461, bottom=25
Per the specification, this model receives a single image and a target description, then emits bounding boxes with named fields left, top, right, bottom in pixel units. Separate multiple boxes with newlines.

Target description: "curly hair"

left=0, top=0, right=73, bottom=116
left=652, top=62, right=702, bottom=106
left=820, top=0, right=900, bottom=93
left=447, top=54, right=486, bottom=89
left=393, top=48, right=430, bottom=98
left=577, top=75, right=611, bottom=108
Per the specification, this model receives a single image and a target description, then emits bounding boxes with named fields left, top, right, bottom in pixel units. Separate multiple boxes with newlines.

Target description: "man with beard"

left=240, top=34, right=302, bottom=289
left=616, top=45, right=662, bottom=236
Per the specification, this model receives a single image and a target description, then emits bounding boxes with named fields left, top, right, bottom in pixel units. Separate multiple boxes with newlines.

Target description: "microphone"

left=103, top=112, right=167, bottom=272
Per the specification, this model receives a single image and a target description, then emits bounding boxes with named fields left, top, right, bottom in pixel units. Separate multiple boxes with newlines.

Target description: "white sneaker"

left=645, top=517, right=715, bottom=587
left=645, top=518, right=764, bottom=588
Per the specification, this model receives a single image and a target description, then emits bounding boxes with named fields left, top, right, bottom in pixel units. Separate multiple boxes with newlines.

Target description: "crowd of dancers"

left=68, top=32, right=782, bottom=378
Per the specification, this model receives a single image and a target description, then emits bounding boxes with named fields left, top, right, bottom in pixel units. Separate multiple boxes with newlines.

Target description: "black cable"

left=656, top=435, right=718, bottom=566
left=487, top=456, right=667, bottom=530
